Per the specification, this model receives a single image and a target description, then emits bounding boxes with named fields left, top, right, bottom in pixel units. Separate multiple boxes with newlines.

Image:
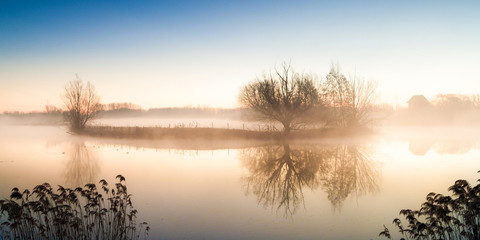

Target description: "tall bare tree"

left=239, top=64, right=320, bottom=133
left=63, top=77, right=101, bottom=130
left=322, top=64, right=351, bottom=127
left=349, top=74, right=378, bottom=127
left=321, top=65, right=378, bottom=127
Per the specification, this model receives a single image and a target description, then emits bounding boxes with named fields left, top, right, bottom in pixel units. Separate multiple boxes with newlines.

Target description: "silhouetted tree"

left=321, top=65, right=378, bottom=127
left=239, top=64, right=320, bottom=133
left=322, top=65, right=351, bottom=127
left=63, top=77, right=101, bottom=130
left=349, top=74, right=378, bottom=127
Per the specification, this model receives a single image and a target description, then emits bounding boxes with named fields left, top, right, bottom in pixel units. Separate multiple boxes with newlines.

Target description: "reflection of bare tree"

left=64, top=143, right=100, bottom=188
left=241, top=145, right=324, bottom=216
left=319, top=145, right=379, bottom=210
left=241, top=143, right=379, bottom=216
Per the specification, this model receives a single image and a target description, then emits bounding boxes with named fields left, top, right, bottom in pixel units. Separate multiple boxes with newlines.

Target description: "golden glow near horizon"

left=1, top=1, right=479, bottom=112
left=1, top=56, right=478, bottom=112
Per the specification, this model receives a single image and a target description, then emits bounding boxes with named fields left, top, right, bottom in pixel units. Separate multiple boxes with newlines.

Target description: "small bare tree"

left=239, top=64, right=320, bottom=133
left=63, top=77, right=101, bottom=130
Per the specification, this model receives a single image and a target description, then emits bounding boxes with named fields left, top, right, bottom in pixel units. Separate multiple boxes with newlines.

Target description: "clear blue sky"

left=1, top=0, right=479, bottom=111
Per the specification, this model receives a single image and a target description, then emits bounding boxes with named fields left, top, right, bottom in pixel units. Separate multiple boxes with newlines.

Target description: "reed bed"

left=379, top=170, right=480, bottom=240
left=0, top=175, right=148, bottom=240
left=82, top=125, right=281, bottom=140
left=80, top=125, right=371, bottom=141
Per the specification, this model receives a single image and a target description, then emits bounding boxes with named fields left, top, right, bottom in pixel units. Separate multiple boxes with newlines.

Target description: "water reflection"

left=320, top=145, right=379, bottom=210
left=408, top=137, right=435, bottom=156
left=63, top=142, right=100, bottom=187
left=399, top=127, right=480, bottom=156
left=241, top=143, right=379, bottom=216
left=241, top=144, right=322, bottom=216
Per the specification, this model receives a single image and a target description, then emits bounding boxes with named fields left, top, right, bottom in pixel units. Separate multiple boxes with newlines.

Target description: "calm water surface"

left=1, top=123, right=479, bottom=239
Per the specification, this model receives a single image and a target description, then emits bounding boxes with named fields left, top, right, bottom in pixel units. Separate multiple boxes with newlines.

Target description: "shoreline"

left=78, top=125, right=375, bottom=141
left=72, top=125, right=377, bottom=150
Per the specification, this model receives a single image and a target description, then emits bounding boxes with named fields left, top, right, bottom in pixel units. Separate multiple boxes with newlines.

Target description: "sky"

left=1, top=0, right=479, bottom=112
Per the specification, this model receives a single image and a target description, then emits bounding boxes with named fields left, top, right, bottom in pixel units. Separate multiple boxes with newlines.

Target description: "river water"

left=1, top=122, right=479, bottom=239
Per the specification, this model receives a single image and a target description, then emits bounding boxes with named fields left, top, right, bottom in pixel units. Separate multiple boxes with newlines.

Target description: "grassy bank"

left=78, top=125, right=374, bottom=141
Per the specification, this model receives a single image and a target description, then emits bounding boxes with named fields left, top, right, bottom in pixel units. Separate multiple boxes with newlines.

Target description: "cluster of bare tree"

left=59, top=64, right=377, bottom=132
left=321, top=65, right=378, bottom=127
left=239, top=63, right=378, bottom=133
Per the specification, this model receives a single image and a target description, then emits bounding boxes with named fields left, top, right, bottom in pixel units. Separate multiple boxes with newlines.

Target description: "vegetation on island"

left=239, top=63, right=378, bottom=133
left=0, top=63, right=373, bottom=139
left=239, top=64, right=320, bottom=133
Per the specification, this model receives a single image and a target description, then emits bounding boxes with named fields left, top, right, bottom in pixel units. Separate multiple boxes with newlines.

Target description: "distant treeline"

left=1, top=103, right=251, bottom=123
left=393, top=94, right=480, bottom=125
left=5, top=94, right=480, bottom=126
left=96, top=104, right=249, bottom=119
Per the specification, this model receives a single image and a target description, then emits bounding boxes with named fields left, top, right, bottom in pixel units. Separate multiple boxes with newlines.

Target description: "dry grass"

left=79, top=126, right=374, bottom=141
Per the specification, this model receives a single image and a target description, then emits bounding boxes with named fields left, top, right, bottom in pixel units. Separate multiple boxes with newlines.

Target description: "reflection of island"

left=64, top=143, right=100, bottom=188
left=240, top=143, right=379, bottom=216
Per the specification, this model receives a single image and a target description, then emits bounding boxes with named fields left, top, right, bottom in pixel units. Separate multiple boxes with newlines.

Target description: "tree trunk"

left=283, top=122, right=291, bottom=134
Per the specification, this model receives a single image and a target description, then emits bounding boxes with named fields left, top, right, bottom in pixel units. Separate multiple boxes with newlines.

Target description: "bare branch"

left=62, top=77, right=101, bottom=130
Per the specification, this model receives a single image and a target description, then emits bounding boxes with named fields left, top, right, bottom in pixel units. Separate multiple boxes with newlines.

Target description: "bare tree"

left=63, top=77, right=101, bottom=130
left=321, top=64, right=351, bottom=127
left=349, top=74, right=378, bottom=127
left=321, top=65, right=378, bottom=127
left=239, top=64, right=320, bottom=133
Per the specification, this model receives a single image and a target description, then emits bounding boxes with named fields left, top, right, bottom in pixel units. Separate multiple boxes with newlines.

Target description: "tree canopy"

left=63, top=78, right=101, bottom=131
left=239, top=64, right=320, bottom=133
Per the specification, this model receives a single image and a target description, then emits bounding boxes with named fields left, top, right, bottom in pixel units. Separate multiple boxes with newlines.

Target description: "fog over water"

left=1, top=119, right=480, bottom=239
